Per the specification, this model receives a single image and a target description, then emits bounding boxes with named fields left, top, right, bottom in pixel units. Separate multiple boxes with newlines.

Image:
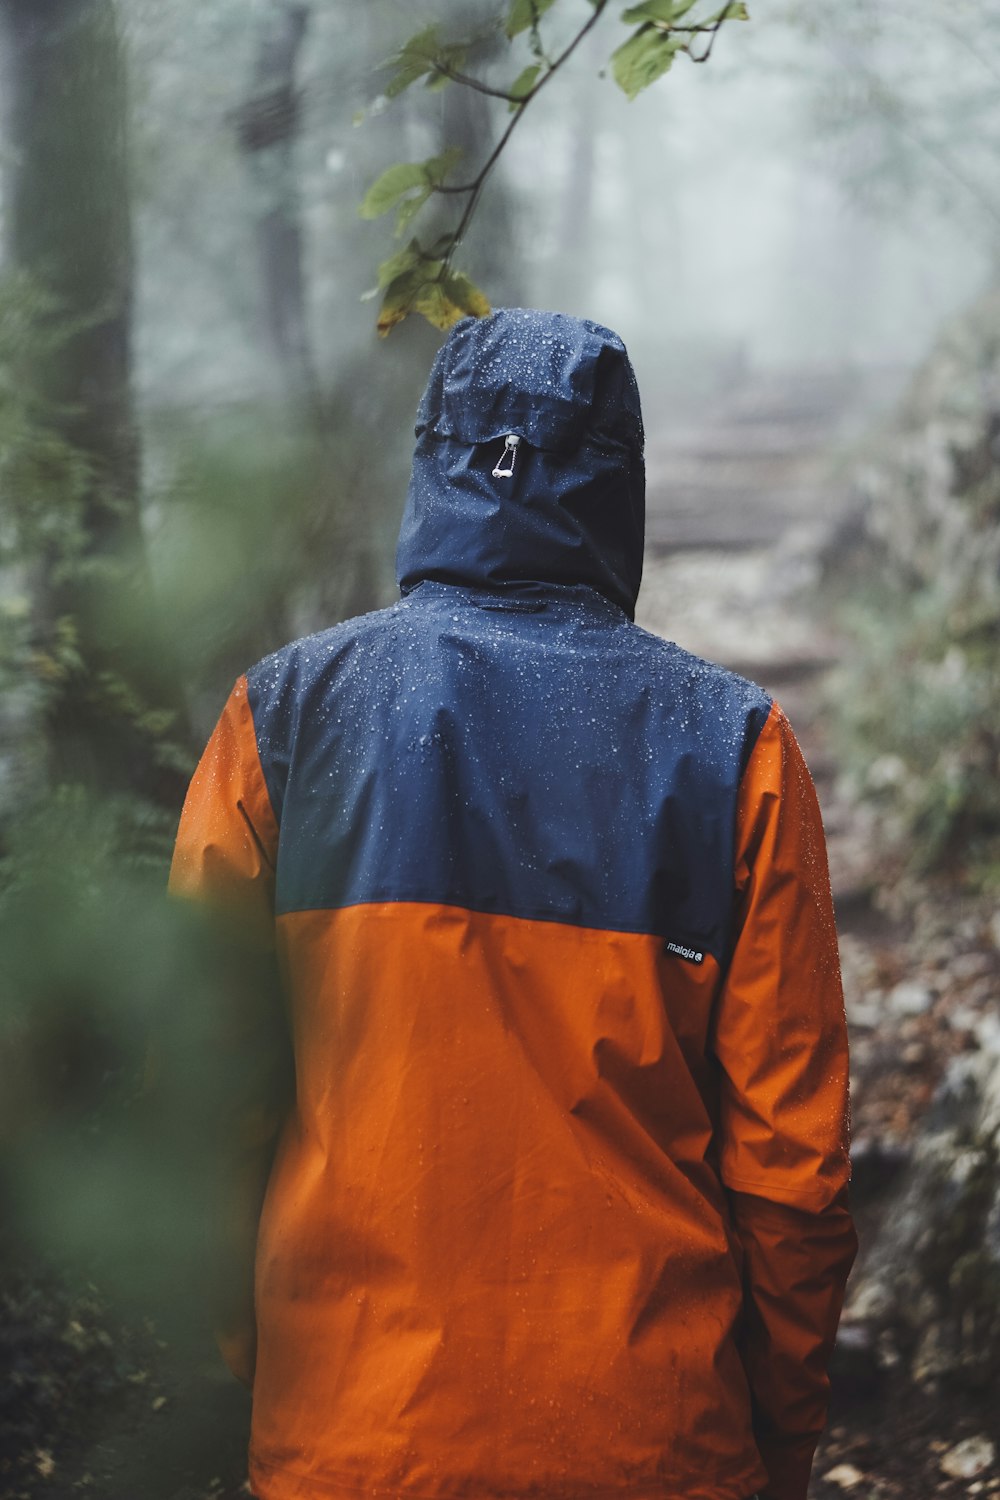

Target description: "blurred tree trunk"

left=551, top=30, right=601, bottom=310
left=0, top=0, right=188, bottom=807
left=236, top=0, right=383, bottom=622
left=236, top=0, right=319, bottom=416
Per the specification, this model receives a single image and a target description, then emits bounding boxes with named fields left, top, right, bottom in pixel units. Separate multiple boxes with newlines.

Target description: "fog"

left=1, top=2, right=998, bottom=1496
left=123, top=1, right=996, bottom=413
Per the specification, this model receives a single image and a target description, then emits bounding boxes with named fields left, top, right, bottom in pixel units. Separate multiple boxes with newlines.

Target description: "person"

left=170, top=307, right=857, bottom=1500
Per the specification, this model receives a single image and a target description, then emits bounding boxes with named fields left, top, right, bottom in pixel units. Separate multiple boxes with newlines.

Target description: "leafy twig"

left=361, top=0, right=748, bottom=332
left=439, top=0, right=612, bottom=269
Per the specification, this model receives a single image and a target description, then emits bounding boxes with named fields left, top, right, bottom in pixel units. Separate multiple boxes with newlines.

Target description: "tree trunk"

left=0, top=0, right=188, bottom=806
left=551, top=29, right=601, bottom=310
left=236, top=0, right=393, bottom=626
left=235, top=0, right=320, bottom=416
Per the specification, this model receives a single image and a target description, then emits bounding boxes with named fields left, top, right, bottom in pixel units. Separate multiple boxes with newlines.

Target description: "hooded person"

left=170, top=308, right=857, bottom=1500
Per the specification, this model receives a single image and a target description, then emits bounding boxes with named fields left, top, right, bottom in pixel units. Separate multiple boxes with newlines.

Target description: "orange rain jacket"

left=171, top=310, right=856, bottom=1500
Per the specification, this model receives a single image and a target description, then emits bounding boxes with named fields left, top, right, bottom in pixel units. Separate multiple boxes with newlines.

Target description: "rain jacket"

left=170, top=309, right=857, bottom=1500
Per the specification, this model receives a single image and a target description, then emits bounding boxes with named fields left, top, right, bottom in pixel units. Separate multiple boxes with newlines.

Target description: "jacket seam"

left=273, top=893, right=722, bottom=951
left=722, top=1169, right=848, bottom=1210
left=240, top=672, right=282, bottom=843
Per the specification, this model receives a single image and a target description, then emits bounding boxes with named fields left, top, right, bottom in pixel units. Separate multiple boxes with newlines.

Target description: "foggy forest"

left=0, top=2, right=999, bottom=1498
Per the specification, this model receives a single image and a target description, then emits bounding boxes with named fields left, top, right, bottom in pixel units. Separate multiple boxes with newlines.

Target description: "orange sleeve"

left=714, top=702, right=857, bottom=1500
left=169, top=674, right=278, bottom=932
left=170, top=676, right=289, bottom=1390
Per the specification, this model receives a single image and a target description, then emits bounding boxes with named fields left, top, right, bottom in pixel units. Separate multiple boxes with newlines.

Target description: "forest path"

left=637, top=364, right=898, bottom=912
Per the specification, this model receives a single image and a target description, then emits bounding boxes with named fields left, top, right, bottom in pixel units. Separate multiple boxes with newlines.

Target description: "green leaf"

left=702, top=0, right=749, bottom=20
left=382, top=25, right=468, bottom=99
left=620, top=0, right=696, bottom=22
left=376, top=268, right=431, bottom=337
left=359, top=149, right=463, bottom=221
left=375, top=241, right=424, bottom=291
left=508, top=63, right=542, bottom=110
left=412, top=282, right=453, bottom=329
left=394, top=188, right=431, bottom=236
left=424, top=146, right=464, bottom=186
left=623, top=0, right=746, bottom=21
left=612, top=25, right=683, bottom=98
left=383, top=25, right=441, bottom=98
left=440, top=273, right=491, bottom=321
left=359, top=162, right=428, bottom=220
left=374, top=256, right=491, bottom=338
left=505, top=0, right=559, bottom=40
left=412, top=275, right=491, bottom=332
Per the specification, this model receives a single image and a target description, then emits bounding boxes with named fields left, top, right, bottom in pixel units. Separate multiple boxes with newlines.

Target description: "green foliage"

left=832, top=580, right=1000, bottom=874
left=508, top=63, right=543, bottom=110
left=382, top=24, right=467, bottom=98
left=613, top=0, right=749, bottom=100
left=0, top=781, right=293, bottom=1500
left=147, top=403, right=332, bottom=683
left=622, top=0, right=746, bottom=21
left=621, top=0, right=697, bottom=21
left=506, top=0, right=560, bottom=40
left=371, top=240, right=491, bottom=338
left=359, top=148, right=464, bottom=237
left=827, top=288, right=1000, bottom=878
left=0, top=273, right=92, bottom=567
left=611, top=26, right=683, bottom=97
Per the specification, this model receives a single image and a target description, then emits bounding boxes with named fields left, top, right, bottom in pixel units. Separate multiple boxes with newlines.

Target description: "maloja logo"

left=665, top=940, right=704, bottom=965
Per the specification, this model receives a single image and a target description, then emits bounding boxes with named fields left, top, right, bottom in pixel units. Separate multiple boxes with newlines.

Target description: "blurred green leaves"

left=0, top=273, right=93, bottom=567
left=0, top=781, right=290, bottom=1309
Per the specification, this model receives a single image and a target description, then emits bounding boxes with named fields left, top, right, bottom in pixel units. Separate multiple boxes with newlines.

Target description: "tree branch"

left=428, top=61, right=521, bottom=102
left=429, top=0, right=612, bottom=273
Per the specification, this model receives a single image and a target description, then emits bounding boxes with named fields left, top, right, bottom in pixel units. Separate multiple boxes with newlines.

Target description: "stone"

left=939, top=1435, right=995, bottom=1479
left=887, top=980, right=933, bottom=1016
left=823, top=1462, right=865, bottom=1488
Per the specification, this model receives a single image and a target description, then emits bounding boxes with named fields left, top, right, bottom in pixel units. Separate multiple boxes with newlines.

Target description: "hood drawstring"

left=492, top=433, right=520, bottom=479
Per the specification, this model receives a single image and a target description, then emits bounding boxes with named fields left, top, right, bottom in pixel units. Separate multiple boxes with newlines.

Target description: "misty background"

left=1, top=1, right=998, bottom=1497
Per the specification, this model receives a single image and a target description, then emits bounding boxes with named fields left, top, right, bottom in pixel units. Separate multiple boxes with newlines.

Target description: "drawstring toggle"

left=492, top=433, right=520, bottom=479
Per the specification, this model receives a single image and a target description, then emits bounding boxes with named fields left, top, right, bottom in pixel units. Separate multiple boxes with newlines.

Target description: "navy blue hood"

left=395, top=308, right=645, bottom=618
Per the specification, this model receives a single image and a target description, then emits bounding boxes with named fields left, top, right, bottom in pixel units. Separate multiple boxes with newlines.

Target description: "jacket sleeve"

left=169, top=674, right=288, bottom=1390
left=713, top=701, right=858, bottom=1500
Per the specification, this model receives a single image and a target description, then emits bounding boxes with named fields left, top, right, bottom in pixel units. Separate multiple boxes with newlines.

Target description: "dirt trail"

left=637, top=365, right=897, bottom=907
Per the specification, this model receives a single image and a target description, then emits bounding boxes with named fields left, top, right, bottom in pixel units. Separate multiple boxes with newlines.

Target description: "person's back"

left=171, top=309, right=857, bottom=1500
